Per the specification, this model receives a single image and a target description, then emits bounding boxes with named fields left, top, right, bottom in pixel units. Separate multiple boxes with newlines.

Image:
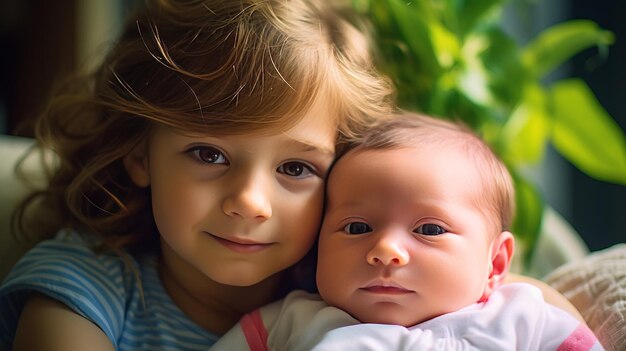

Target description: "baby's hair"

left=13, top=0, right=394, bottom=253
left=337, top=112, right=515, bottom=232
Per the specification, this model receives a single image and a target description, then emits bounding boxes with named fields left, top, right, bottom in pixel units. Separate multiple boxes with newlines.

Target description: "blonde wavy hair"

left=14, top=0, right=394, bottom=254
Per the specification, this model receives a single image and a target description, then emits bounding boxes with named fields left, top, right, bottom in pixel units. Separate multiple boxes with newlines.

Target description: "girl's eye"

left=343, top=222, right=372, bottom=235
left=277, top=161, right=315, bottom=178
left=188, top=146, right=229, bottom=165
left=414, top=223, right=447, bottom=236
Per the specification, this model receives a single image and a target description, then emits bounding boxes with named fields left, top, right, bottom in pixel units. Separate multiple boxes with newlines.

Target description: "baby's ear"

left=123, top=140, right=150, bottom=187
left=480, top=231, right=514, bottom=301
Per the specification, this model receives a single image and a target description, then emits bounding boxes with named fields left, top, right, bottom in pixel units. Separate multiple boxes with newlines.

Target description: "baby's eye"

left=188, top=146, right=229, bottom=165
left=413, top=224, right=447, bottom=236
left=277, top=161, right=315, bottom=178
left=343, top=222, right=372, bottom=235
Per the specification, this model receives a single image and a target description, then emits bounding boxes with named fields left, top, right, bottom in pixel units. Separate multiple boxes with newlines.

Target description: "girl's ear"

left=480, top=231, right=515, bottom=301
left=123, top=140, right=151, bottom=187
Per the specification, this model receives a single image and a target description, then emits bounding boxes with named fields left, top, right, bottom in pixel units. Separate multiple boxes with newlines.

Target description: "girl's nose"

left=366, top=233, right=409, bottom=266
left=222, top=174, right=272, bottom=221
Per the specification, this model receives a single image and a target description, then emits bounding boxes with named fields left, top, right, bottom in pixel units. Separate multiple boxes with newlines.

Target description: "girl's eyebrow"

left=284, top=138, right=335, bottom=156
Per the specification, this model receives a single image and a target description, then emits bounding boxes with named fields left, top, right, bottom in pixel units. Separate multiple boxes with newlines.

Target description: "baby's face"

left=317, top=145, right=499, bottom=326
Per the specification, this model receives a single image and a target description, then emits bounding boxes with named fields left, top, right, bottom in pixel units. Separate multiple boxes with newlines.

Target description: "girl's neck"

left=158, top=256, right=284, bottom=335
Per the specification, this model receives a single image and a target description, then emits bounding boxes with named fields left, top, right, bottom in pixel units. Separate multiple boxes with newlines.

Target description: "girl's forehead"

left=284, top=99, right=338, bottom=153
left=155, top=87, right=341, bottom=140
left=152, top=107, right=338, bottom=156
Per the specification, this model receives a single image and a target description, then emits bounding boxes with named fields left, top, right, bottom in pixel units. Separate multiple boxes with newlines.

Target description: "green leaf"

left=498, top=83, right=551, bottom=164
left=449, top=0, right=504, bottom=37
left=384, top=0, right=441, bottom=76
left=430, top=85, right=495, bottom=128
left=363, top=0, right=442, bottom=110
left=430, top=21, right=461, bottom=69
left=551, top=79, right=626, bottom=185
left=510, top=172, right=544, bottom=267
left=477, top=26, right=526, bottom=109
left=523, top=20, right=614, bottom=78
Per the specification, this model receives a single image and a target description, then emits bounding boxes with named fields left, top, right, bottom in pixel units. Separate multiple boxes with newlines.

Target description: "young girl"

left=0, top=0, right=393, bottom=350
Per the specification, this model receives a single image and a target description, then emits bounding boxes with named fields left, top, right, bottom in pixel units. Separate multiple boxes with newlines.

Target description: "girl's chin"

left=209, top=268, right=281, bottom=288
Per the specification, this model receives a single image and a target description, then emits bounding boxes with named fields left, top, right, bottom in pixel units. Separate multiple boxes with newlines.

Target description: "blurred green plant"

left=351, top=0, right=626, bottom=268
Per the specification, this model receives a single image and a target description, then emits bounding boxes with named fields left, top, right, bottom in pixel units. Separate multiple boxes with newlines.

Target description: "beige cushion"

left=0, top=135, right=40, bottom=280
left=544, top=244, right=626, bottom=351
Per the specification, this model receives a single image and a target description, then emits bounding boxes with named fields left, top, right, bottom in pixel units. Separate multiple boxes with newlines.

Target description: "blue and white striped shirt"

left=0, top=230, right=219, bottom=350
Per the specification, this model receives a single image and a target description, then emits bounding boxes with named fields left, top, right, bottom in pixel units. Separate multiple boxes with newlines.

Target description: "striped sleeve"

left=0, top=232, right=127, bottom=347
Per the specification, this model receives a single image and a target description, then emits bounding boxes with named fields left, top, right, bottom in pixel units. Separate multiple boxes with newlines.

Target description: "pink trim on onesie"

left=556, top=324, right=598, bottom=351
left=241, top=309, right=269, bottom=351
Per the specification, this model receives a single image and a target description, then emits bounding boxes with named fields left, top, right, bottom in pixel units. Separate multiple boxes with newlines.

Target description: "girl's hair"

left=13, top=0, right=394, bottom=253
left=337, top=112, right=516, bottom=232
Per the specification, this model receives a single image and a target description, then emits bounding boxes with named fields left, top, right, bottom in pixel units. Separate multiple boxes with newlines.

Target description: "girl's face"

left=125, top=102, right=336, bottom=287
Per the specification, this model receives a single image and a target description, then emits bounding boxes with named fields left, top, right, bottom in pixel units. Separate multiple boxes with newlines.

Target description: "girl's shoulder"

left=3, top=229, right=142, bottom=300
left=0, top=229, right=142, bottom=345
left=0, top=229, right=219, bottom=350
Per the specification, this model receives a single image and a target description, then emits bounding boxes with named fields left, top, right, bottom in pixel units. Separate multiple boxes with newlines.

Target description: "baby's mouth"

left=360, top=280, right=415, bottom=295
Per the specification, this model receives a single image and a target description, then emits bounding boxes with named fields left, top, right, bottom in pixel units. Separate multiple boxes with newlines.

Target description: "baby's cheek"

left=316, top=239, right=345, bottom=295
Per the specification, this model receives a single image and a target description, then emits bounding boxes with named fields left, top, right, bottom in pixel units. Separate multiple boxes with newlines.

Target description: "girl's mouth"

left=208, top=233, right=274, bottom=253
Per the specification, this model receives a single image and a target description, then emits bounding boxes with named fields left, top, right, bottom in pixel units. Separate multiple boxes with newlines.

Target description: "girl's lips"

left=209, top=233, right=274, bottom=253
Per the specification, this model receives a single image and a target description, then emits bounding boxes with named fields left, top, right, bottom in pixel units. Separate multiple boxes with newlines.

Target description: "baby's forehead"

left=330, top=142, right=491, bottom=198
left=340, top=134, right=479, bottom=163
left=330, top=143, right=479, bottom=184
